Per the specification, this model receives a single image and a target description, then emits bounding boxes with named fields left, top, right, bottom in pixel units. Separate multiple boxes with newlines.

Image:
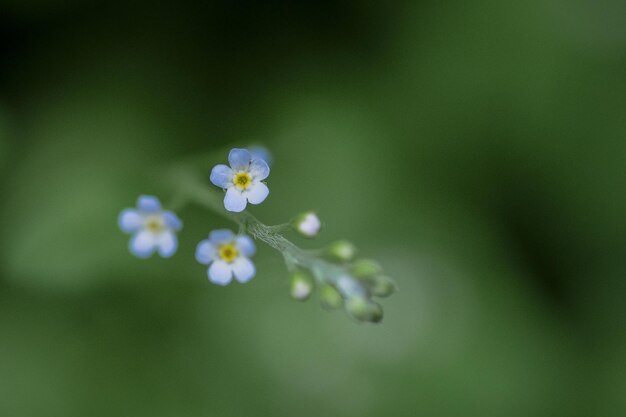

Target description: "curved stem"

left=165, top=164, right=366, bottom=298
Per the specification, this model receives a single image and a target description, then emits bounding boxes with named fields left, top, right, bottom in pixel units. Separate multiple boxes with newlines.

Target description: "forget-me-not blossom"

left=118, top=195, right=183, bottom=258
left=210, top=148, right=270, bottom=212
left=195, top=229, right=256, bottom=285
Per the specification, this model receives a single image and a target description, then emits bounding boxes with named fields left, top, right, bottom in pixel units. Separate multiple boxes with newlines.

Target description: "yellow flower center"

left=145, top=215, right=165, bottom=233
left=218, top=243, right=239, bottom=263
left=233, top=171, right=252, bottom=190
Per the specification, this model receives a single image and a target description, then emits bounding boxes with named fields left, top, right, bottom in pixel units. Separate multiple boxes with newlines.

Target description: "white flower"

left=293, top=211, right=321, bottom=238
left=210, top=148, right=270, bottom=212
left=118, top=195, right=182, bottom=258
left=195, top=229, right=256, bottom=286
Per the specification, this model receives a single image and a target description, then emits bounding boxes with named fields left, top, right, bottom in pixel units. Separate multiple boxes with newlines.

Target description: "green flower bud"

left=369, top=276, right=397, bottom=298
left=351, top=259, right=382, bottom=278
left=290, top=270, right=314, bottom=301
left=326, top=240, right=356, bottom=262
left=346, top=297, right=384, bottom=323
left=320, top=283, right=343, bottom=309
left=369, top=302, right=384, bottom=323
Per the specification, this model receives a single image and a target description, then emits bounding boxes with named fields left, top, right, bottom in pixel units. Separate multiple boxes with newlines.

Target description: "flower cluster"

left=118, top=145, right=395, bottom=323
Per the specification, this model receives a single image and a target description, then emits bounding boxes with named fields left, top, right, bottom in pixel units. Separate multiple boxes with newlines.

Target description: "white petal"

left=232, top=257, right=255, bottom=283
left=236, top=235, right=255, bottom=257
left=248, top=146, right=272, bottom=166
left=210, top=164, right=233, bottom=188
left=208, top=261, right=233, bottom=285
left=249, top=158, right=270, bottom=181
left=224, top=187, right=247, bottom=212
left=118, top=209, right=142, bottom=233
left=246, top=182, right=269, bottom=205
left=156, top=231, right=178, bottom=258
left=129, top=230, right=158, bottom=258
left=298, top=213, right=321, bottom=237
left=228, top=148, right=252, bottom=171
left=195, top=240, right=215, bottom=264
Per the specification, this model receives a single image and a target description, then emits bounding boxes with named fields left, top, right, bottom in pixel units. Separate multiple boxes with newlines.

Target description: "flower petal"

left=208, top=260, right=233, bottom=285
left=224, top=187, right=247, bottom=212
left=162, top=211, right=183, bottom=231
left=236, top=235, right=255, bottom=257
left=228, top=148, right=252, bottom=171
left=129, top=230, right=158, bottom=258
left=246, top=182, right=269, bottom=205
left=156, top=231, right=178, bottom=258
left=118, top=209, right=142, bottom=233
left=137, top=195, right=161, bottom=212
left=232, top=257, right=255, bottom=283
left=210, top=164, right=233, bottom=188
left=209, top=229, right=235, bottom=244
left=249, top=146, right=272, bottom=166
left=249, top=158, right=270, bottom=181
left=195, top=239, right=215, bottom=264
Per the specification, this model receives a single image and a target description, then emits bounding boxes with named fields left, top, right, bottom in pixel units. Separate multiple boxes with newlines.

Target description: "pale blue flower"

left=118, top=195, right=182, bottom=258
left=195, top=229, right=256, bottom=286
left=210, top=148, right=270, bottom=212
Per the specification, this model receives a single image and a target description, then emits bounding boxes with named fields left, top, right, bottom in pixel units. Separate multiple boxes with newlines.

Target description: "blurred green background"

left=1, top=1, right=625, bottom=416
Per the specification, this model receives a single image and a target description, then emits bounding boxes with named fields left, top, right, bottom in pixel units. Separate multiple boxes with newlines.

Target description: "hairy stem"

left=165, top=164, right=366, bottom=298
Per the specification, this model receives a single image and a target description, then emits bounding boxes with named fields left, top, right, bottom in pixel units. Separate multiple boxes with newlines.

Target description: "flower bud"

left=319, top=283, right=343, bottom=309
left=326, top=240, right=356, bottom=262
left=369, top=276, right=397, bottom=298
left=292, top=211, right=321, bottom=238
left=290, top=270, right=314, bottom=301
left=351, top=259, right=382, bottom=279
left=346, top=297, right=383, bottom=323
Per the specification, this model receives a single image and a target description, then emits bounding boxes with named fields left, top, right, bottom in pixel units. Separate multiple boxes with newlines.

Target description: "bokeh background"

left=1, top=1, right=625, bottom=416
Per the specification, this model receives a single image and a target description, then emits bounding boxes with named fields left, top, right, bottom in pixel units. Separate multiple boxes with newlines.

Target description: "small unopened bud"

left=320, top=283, right=343, bottom=309
left=369, top=302, right=383, bottom=323
left=290, top=271, right=314, bottom=301
left=369, top=275, right=397, bottom=298
left=346, top=297, right=384, bottom=323
left=292, top=211, right=321, bottom=238
left=351, top=259, right=382, bottom=278
left=326, top=240, right=356, bottom=262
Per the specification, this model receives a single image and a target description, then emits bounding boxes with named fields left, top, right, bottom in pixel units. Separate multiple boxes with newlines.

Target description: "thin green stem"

left=164, top=164, right=366, bottom=298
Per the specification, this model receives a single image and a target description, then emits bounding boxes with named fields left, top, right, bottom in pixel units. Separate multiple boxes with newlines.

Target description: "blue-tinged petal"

left=210, top=164, right=233, bottom=188
left=232, top=257, right=255, bottom=283
left=336, top=275, right=365, bottom=297
left=156, top=231, right=178, bottom=258
left=224, top=187, right=247, bottom=212
left=195, top=240, right=216, bottom=264
left=249, top=146, right=273, bottom=166
left=118, top=209, right=142, bottom=233
left=249, top=158, right=270, bottom=181
left=228, top=148, right=252, bottom=171
left=137, top=195, right=161, bottom=212
left=162, top=211, right=183, bottom=231
left=236, top=235, right=255, bottom=257
left=208, top=261, right=233, bottom=285
left=246, top=182, right=269, bottom=205
left=209, top=229, right=235, bottom=244
left=129, top=230, right=158, bottom=258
